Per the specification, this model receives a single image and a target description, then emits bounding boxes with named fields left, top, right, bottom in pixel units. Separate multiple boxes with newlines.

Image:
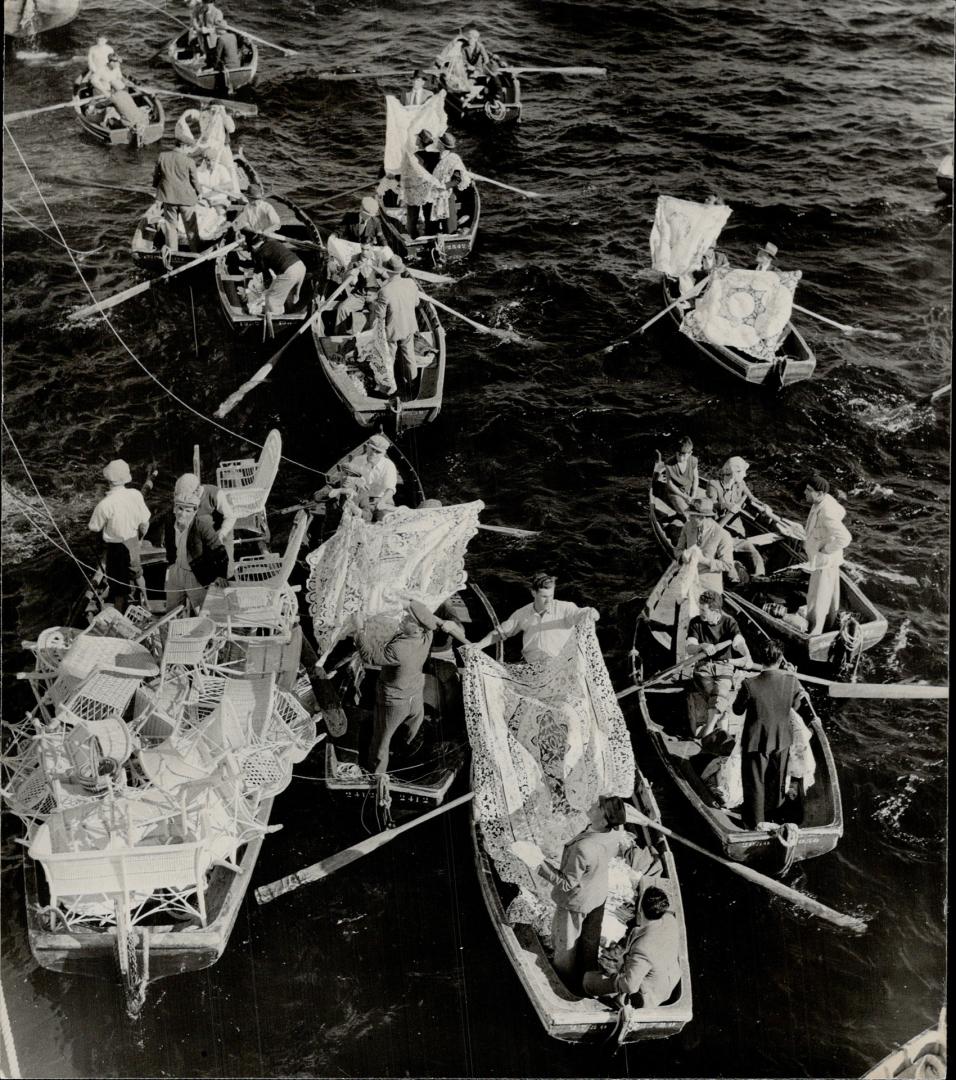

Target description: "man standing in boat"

left=88, top=459, right=151, bottom=614
left=798, top=474, right=852, bottom=637
left=374, top=256, right=422, bottom=391
left=153, top=136, right=203, bottom=256
left=368, top=600, right=469, bottom=776
left=469, top=571, right=599, bottom=663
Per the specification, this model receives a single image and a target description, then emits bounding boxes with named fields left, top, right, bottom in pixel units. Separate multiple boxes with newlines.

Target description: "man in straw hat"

left=330, top=434, right=399, bottom=518
left=754, top=241, right=778, bottom=272
left=368, top=599, right=469, bottom=776
left=674, top=495, right=739, bottom=583
left=233, top=182, right=281, bottom=236
left=88, top=460, right=151, bottom=613
left=162, top=473, right=228, bottom=613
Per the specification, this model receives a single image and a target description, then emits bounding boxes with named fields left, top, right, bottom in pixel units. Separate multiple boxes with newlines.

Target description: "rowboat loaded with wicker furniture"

left=166, top=28, right=258, bottom=94
left=631, top=559, right=843, bottom=870
left=648, top=464, right=887, bottom=672
left=72, top=77, right=164, bottom=147
left=462, top=619, right=693, bottom=1044
left=3, top=433, right=325, bottom=1017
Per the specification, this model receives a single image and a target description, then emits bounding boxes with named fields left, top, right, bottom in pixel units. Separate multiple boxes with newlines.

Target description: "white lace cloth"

left=461, top=621, right=636, bottom=933
left=681, top=267, right=802, bottom=361
left=650, top=195, right=732, bottom=278
left=383, top=91, right=449, bottom=175
left=305, top=501, right=482, bottom=656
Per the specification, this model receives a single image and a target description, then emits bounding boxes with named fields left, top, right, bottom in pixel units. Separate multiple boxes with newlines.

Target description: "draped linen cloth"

left=433, top=37, right=472, bottom=93
left=306, top=501, right=482, bottom=656
left=681, top=267, right=802, bottom=361
left=649, top=196, right=732, bottom=279
left=461, top=621, right=636, bottom=934
left=383, top=91, right=448, bottom=174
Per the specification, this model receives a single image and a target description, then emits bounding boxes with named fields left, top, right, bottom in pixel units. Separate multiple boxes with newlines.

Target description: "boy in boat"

left=513, top=796, right=633, bottom=991
left=582, top=885, right=682, bottom=1008
left=686, top=589, right=751, bottom=751
left=655, top=436, right=702, bottom=516
left=88, top=459, right=150, bottom=614
left=797, top=474, right=852, bottom=636
left=469, top=571, right=598, bottom=663
left=368, top=600, right=469, bottom=776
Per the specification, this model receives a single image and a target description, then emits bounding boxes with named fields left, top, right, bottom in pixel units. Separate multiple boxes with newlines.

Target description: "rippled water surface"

left=1, top=0, right=951, bottom=1076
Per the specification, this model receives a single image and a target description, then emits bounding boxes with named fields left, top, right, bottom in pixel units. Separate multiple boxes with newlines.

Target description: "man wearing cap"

left=163, top=475, right=228, bottom=613
left=582, top=886, right=682, bottom=1008
left=755, top=242, right=778, bottom=272
left=686, top=590, right=751, bottom=747
left=153, top=137, right=203, bottom=254
left=332, top=434, right=399, bottom=515
left=342, top=197, right=388, bottom=246
left=88, top=460, right=151, bottom=613
left=374, top=256, right=422, bottom=389
left=798, top=475, right=852, bottom=636
left=674, top=496, right=739, bottom=583
left=233, top=183, right=281, bottom=235
left=244, top=230, right=307, bottom=315
left=368, top=600, right=469, bottom=775
left=469, top=571, right=598, bottom=664
left=431, top=132, right=471, bottom=235
left=512, top=795, right=633, bottom=990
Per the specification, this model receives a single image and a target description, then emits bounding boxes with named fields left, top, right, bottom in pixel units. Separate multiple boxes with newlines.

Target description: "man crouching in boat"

left=686, top=590, right=751, bottom=752
left=581, top=886, right=681, bottom=1009
left=368, top=600, right=469, bottom=776
left=469, top=571, right=598, bottom=663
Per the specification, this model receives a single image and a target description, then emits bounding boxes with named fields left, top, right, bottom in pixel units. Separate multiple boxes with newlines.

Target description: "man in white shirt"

left=87, top=459, right=151, bottom=613
left=332, top=434, right=399, bottom=518
left=798, top=474, right=852, bottom=636
left=86, top=36, right=112, bottom=78
left=233, top=183, right=281, bottom=235
left=470, top=571, right=598, bottom=663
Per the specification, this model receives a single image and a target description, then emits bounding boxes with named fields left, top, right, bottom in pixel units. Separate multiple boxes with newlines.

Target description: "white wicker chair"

left=216, top=429, right=282, bottom=535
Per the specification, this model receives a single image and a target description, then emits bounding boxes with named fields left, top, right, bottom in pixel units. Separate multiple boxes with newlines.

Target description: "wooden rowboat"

left=439, top=71, right=522, bottom=125
left=215, top=195, right=322, bottom=332
left=131, top=156, right=259, bottom=270
left=662, top=277, right=816, bottom=388
left=4, top=0, right=79, bottom=37
left=72, top=78, right=165, bottom=147
left=648, top=470, right=887, bottom=669
left=311, top=286, right=446, bottom=432
left=862, top=1006, right=946, bottom=1078
left=389, top=183, right=481, bottom=268
left=471, top=772, right=693, bottom=1044
left=631, top=559, right=843, bottom=868
left=166, top=29, right=258, bottom=94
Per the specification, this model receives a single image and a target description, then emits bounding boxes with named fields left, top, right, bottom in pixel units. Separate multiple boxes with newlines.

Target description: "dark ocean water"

left=1, top=0, right=951, bottom=1076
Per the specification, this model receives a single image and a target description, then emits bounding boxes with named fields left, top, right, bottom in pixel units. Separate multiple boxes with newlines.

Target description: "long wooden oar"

left=4, top=97, right=92, bottom=123
left=739, top=665, right=948, bottom=700
left=213, top=274, right=355, bottom=417
left=255, top=791, right=474, bottom=904
left=626, top=807, right=867, bottom=933
left=70, top=240, right=242, bottom=321
left=222, top=22, right=297, bottom=56
left=470, top=172, right=545, bottom=199
left=603, top=278, right=709, bottom=353
left=792, top=302, right=902, bottom=343
left=616, top=641, right=733, bottom=701
left=477, top=523, right=538, bottom=539
left=419, top=291, right=542, bottom=347
left=60, top=176, right=154, bottom=198
left=314, top=68, right=413, bottom=81
left=505, top=66, right=607, bottom=77
left=148, top=89, right=259, bottom=117
left=264, top=233, right=456, bottom=286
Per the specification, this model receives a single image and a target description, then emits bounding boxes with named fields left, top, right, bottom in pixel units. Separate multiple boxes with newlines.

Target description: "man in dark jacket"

left=734, top=639, right=807, bottom=827
left=153, top=137, right=202, bottom=253
left=341, top=197, right=388, bottom=245
left=368, top=601, right=468, bottom=775
left=245, top=229, right=306, bottom=315
left=163, top=479, right=228, bottom=612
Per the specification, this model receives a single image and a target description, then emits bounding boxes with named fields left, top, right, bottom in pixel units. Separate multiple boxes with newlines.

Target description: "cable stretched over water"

left=2, top=124, right=326, bottom=478
left=2, top=199, right=102, bottom=256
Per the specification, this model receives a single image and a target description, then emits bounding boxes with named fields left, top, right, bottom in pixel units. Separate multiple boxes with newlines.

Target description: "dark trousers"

left=162, top=204, right=200, bottom=252
left=369, top=691, right=425, bottom=775
left=742, top=748, right=790, bottom=827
